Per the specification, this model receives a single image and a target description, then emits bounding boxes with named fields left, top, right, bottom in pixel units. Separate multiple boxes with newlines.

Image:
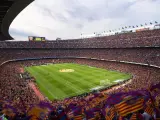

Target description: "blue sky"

left=9, top=0, right=160, bottom=40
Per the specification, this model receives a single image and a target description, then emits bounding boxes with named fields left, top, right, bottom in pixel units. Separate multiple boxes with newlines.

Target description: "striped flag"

left=115, top=97, right=144, bottom=116
left=144, top=99, right=154, bottom=116
left=73, top=114, right=83, bottom=120
left=130, top=113, right=137, bottom=120
left=105, top=106, right=116, bottom=120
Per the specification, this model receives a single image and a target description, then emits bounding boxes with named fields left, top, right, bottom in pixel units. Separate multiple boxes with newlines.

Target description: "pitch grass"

left=25, top=63, right=132, bottom=100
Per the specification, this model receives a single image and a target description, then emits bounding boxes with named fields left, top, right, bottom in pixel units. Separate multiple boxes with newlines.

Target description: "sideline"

left=28, top=82, right=45, bottom=101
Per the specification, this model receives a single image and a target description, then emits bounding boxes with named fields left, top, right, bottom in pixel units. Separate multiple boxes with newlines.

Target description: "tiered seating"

left=0, top=59, right=160, bottom=119
left=0, top=29, right=160, bottom=119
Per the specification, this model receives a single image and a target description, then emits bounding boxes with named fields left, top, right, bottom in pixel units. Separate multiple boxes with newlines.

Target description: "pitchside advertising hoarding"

left=28, top=36, right=46, bottom=41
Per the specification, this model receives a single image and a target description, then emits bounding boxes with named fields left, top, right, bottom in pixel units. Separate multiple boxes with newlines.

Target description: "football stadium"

left=0, top=0, right=160, bottom=120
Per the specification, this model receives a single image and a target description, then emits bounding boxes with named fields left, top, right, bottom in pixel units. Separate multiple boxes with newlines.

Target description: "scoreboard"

left=28, top=36, right=46, bottom=41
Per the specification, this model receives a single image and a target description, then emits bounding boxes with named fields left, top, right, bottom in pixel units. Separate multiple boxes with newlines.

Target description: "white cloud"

left=9, top=0, right=160, bottom=40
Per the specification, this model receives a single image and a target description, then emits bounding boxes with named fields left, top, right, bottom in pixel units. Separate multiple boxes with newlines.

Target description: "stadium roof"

left=0, top=0, right=34, bottom=41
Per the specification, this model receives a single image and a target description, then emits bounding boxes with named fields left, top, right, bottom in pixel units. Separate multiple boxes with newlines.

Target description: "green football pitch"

left=25, top=63, right=131, bottom=100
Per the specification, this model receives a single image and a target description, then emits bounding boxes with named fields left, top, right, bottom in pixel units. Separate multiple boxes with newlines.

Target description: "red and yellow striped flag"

left=115, top=97, right=144, bottom=116
left=145, top=99, right=154, bottom=116
left=130, top=113, right=137, bottom=120
left=74, top=114, right=83, bottom=120
left=105, top=107, right=116, bottom=120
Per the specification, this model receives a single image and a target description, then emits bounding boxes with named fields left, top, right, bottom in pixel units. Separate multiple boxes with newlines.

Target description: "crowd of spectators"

left=0, top=29, right=159, bottom=67
left=0, top=29, right=160, bottom=49
left=0, top=29, right=160, bottom=119
left=0, top=58, right=160, bottom=119
left=0, top=47, right=159, bottom=67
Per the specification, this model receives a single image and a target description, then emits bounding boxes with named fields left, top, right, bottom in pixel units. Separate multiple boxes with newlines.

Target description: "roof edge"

left=1, top=0, right=34, bottom=40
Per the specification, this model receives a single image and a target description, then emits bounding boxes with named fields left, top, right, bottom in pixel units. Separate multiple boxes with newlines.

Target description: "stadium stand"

left=0, top=28, right=160, bottom=119
left=0, top=31, right=160, bottom=48
left=0, top=48, right=159, bottom=66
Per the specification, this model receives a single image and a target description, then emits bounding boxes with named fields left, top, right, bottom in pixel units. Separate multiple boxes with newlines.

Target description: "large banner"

left=28, top=36, right=46, bottom=41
